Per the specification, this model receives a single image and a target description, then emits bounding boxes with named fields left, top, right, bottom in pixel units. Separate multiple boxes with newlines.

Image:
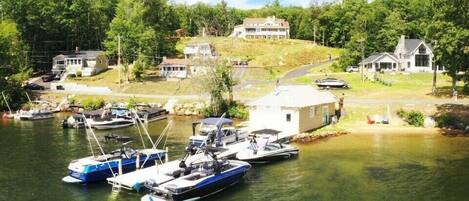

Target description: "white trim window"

left=309, top=106, right=316, bottom=118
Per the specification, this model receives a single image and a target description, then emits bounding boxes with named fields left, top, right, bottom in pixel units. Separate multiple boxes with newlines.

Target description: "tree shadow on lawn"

left=434, top=104, right=469, bottom=136
left=426, top=86, right=468, bottom=99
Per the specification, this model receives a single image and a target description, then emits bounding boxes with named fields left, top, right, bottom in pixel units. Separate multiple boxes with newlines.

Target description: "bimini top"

left=199, top=117, right=233, bottom=127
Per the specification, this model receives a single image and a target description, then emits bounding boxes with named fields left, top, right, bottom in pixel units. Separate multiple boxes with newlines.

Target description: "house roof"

left=248, top=85, right=336, bottom=108
left=360, top=52, right=399, bottom=64
left=242, top=16, right=289, bottom=28
left=54, top=50, right=104, bottom=59
left=403, top=39, right=433, bottom=52
left=160, top=58, right=192, bottom=66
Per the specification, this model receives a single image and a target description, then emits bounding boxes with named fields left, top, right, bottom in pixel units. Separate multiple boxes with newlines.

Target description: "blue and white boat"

left=63, top=147, right=166, bottom=183
left=141, top=147, right=251, bottom=201
left=62, top=114, right=168, bottom=184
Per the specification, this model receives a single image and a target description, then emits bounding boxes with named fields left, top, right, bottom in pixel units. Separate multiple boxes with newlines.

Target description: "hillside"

left=177, top=37, right=342, bottom=80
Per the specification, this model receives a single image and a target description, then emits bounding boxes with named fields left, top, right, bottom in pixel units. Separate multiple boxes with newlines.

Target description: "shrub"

left=76, top=70, right=82, bottom=77
left=82, top=97, right=105, bottom=110
left=227, top=103, right=249, bottom=120
left=435, top=114, right=459, bottom=128
left=397, top=109, right=424, bottom=127
left=463, top=84, right=469, bottom=95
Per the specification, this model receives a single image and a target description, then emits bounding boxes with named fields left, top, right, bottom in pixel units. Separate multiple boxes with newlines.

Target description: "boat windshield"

left=189, top=139, right=206, bottom=147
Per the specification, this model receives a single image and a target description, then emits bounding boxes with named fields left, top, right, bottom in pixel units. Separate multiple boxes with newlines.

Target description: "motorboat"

left=236, top=129, right=299, bottom=163
left=63, top=117, right=168, bottom=184
left=63, top=146, right=166, bottom=184
left=92, top=118, right=135, bottom=130
left=315, top=77, right=349, bottom=88
left=141, top=146, right=251, bottom=201
left=16, top=108, right=54, bottom=120
left=84, top=108, right=135, bottom=130
left=62, top=114, right=85, bottom=128
left=188, top=117, right=248, bottom=148
left=136, top=108, right=168, bottom=123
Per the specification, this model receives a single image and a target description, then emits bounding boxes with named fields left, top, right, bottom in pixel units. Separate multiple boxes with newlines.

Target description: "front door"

left=322, top=105, right=330, bottom=125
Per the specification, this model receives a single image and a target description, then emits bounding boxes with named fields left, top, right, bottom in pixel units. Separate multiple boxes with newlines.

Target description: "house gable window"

left=415, top=55, right=429, bottom=67
left=286, top=114, right=291, bottom=122
left=418, top=45, right=426, bottom=54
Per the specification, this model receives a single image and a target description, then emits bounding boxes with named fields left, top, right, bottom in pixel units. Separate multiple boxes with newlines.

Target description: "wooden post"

left=136, top=152, right=140, bottom=169
left=165, top=147, right=169, bottom=163
left=118, top=159, right=123, bottom=175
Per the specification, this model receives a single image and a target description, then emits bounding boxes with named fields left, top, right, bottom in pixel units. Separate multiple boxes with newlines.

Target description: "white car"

left=346, top=66, right=359, bottom=73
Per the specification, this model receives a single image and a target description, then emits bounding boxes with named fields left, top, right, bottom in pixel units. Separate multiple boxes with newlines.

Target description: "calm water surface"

left=1, top=114, right=469, bottom=201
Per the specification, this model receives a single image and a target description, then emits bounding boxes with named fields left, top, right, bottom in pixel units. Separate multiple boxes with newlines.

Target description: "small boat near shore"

left=189, top=117, right=249, bottom=148
left=16, top=108, right=54, bottom=120
left=236, top=129, right=299, bottom=163
left=141, top=147, right=251, bottom=201
left=63, top=117, right=167, bottom=184
left=137, top=107, right=168, bottom=123
left=84, top=108, right=135, bottom=130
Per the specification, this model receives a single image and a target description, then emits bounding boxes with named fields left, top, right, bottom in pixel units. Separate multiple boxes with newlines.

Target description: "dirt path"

left=280, top=58, right=337, bottom=81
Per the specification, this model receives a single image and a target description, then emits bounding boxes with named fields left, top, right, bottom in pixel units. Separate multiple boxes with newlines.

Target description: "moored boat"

left=141, top=147, right=251, bottom=201
left=236, top=129, right=299, bottom=163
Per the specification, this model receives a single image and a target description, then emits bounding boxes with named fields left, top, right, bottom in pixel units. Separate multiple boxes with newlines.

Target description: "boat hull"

left=64, top=153, right=165, bottom=184
left=93, top=122, right=134, bottom=130
left=237, top=148, right=299, bottom=164
left=143, top=162, right=250, bottom=201
left=18, top=114, right=54, bottom=120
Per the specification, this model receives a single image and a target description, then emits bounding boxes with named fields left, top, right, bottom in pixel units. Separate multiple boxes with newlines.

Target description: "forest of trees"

left=0, top=0, right=467, bottom=109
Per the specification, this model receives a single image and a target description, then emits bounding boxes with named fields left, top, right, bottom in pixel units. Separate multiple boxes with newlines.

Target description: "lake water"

left=1, top=114, right=469, bottom=201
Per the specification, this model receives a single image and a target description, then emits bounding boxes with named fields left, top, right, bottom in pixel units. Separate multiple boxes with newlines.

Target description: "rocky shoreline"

left=293, top=131, right=350, bottom=144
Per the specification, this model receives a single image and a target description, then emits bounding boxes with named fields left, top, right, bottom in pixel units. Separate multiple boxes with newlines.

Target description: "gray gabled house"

left=360, top=35, right=444, bottom=73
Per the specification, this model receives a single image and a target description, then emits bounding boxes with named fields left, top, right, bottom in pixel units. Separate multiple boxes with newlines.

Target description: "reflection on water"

left=1, top=114, right=469, bottom=201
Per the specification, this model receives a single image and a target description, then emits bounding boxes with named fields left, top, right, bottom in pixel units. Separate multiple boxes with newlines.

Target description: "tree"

left=426, top=0, right=469, bottom=94
left=0, top=19, right=30, bottom=110
left=199, top=60, right=238, bottom=116
left=104, top=0, right=156, bottom=65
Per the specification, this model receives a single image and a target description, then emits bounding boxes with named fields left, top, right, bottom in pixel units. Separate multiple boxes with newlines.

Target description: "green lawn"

left=177, top=37, right=342, bottom=80
left=290, top=63, right=467, bottom=100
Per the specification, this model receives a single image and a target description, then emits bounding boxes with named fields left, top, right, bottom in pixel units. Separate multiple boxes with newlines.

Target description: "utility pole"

left=117, top=35, right=121, bottom=86
left=313, top=24, right=316, bottom=44
left=322, top=29, right=325, bottom=46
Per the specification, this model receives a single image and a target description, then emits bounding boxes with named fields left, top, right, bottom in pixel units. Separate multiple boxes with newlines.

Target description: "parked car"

left=24, top=83, right=45, bottom=90
left=314, top=78, right=349, bottom=88
left=346, top=66, right=359, bottom=73
left=53, top=73, right=61, bottom=80
left=41, top=74, right=55, bottom=82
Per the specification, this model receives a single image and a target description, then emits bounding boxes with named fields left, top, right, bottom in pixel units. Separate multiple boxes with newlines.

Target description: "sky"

left=171, top=0, right=335, bottom=9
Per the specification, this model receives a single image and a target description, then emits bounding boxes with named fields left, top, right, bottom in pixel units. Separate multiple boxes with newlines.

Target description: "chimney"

left=75, top=46, right=80, bottom=53
left=400, top=35, right=406, bottom=42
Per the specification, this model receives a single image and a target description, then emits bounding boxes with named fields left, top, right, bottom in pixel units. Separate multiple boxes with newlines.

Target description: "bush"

left=82, top=97, right=105, bottom=110
left=463, top=84, right=469, bottom=95
left=397, top=109, right=424, bottom=127
left=201, top=102, right=249, bottom=120
left=435, top=114, right=459, bottom=128
left=76, top=70, right=82, bottom=77
left=227, top=103, right=249, bottom=120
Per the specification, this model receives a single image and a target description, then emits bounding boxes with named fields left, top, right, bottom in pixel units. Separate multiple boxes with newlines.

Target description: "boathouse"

left=247, top=85, right=336, bottom=135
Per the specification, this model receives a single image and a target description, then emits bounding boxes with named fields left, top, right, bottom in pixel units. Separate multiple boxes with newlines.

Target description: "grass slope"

left=177, top=37, right=342, bottom=80
left=291, top=63, right=468, bottom=100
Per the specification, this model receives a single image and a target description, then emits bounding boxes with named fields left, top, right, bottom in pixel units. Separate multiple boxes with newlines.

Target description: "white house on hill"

left=230, top=16, right=290, bottom=39
left=360, top=35, right=444, bottom=72
left=247, top=85, right=336, bottom=136
left=52, top=49, right=108, bottom=77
